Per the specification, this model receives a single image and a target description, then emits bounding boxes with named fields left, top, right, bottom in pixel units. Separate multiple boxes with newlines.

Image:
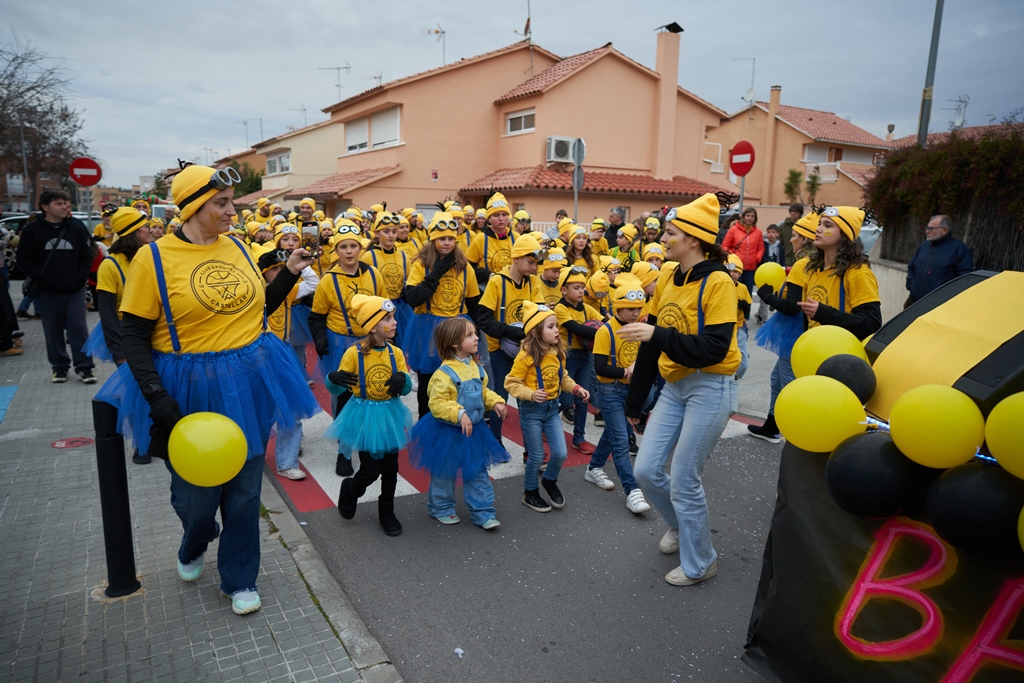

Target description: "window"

left=278, top=153, right=290, bottom=173
left=346, top=117, right=368, bottom=153
left=267, top=158, right=277, bottom=175
left=803, top=144, right=828, bottom=162
left=506, top=109, right=535, bottom=135
left=39, top=172, right=50, bottom=180
left=843, top=148, right=874, bottom=165
left=371, top=107, right=399, bottom=148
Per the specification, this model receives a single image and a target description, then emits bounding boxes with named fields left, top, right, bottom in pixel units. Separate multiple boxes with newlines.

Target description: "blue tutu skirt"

left=95, top=333, right=320, bottom=458
left=392, top=299, right=413, bottom=345
left=317, top=330, right=360, bottom=383
left=289, top=303, right=314, bottom=346
left=324, top=396, right=413, bottom=459
left=403, top=313, right=470, bottom=375
left=755, top=310, right=805, bottom=357
left=82, top=321, right=114, bottom=363
left=407, top=413, right=509, bottom=481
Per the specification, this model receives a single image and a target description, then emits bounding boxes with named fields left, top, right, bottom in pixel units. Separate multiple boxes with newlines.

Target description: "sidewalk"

left=0, top=304, right=401, bottom=683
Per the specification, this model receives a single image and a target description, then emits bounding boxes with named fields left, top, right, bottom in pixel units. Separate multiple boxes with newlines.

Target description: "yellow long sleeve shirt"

left=504, top=348, right=578, bottom=402
left=427, top=357, right=505, bottom=424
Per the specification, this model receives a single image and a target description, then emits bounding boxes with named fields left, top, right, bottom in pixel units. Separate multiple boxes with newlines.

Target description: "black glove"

left=315, top=340, right=329, bottom=358
left=386, top=371, right=407, bottom=398
left=147, top=391, right=182, bottom=432
left=504, top=326, right=526, bottom=342
left=757, top=284, right=775, bottom=303
left=429, top=252, right=457, bottom=279
left=328, top=370, right=359, bottom=388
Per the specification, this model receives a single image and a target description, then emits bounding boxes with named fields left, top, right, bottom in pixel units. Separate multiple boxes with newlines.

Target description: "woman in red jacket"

left=721, top=207, right=763, bottom=302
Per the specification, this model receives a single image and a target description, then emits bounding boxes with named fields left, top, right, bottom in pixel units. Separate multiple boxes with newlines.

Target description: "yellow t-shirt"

left=466, top=232, right=516, bottom=274
left=609, top=246, right=640, bottom=271
left=554, top=300, right=603, bottom=349
left=311, top=249, right=335, bottom=278
left=802, top=262, right=880, bottom=328
left=395, top=238, right=421, bottom=261
left=478, top=268, right=545, bottom=352
left=267, top=280, right=300, bottom=341
left=649, top=264, right=741, bottom=381
left=311, top=264, right=385, bottom=336
left=96, top=253, right=132, bottom=317
left=569, top=256, right=594, bottom=276
left=338, top=343, right=409, bottom=401
left=785, top=257, right=811, bottom=293
left=120, top=235, right=266, bottom=353
left=93, top=223, right=115, bottom=246
left=405, top=260, right=481, bottom=317
left=505, top=348, right=577, bottom=401
left=591, top=237, right=609, bottom=257
left=736, top=281, right=753, bottom=325
left=537, top=276, right=562, bottom=307
left=455, top=231, right=473, bottom=253
left=361, top=246, right=408, bottom=300
left=593, top=318, right=639, bottom=384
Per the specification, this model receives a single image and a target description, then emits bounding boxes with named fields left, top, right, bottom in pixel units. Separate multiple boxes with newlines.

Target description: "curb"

left=260, top=474, right=403, bottom=683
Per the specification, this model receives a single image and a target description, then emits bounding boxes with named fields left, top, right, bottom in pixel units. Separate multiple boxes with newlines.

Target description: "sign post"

left=572, top=138, right=586, bottom=222
left=729, top=140, right=755, bottom=214
left=69, top=157, right=102, bottom=216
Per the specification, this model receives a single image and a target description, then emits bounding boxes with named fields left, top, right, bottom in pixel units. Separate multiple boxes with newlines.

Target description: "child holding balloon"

left=327, top=295, right=414, bottom=536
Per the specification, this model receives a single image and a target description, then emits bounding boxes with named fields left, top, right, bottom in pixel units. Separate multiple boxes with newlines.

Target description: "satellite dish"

left=741, top=87, right=755, bottom=104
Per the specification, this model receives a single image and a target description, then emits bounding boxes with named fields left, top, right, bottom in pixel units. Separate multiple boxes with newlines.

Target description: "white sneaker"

left=626, top=489, right=651, bottom=513
left=584, top=467, right=615, bottom=490
left=277, top=468, right=306, bottom=480
left=659, top=528, right=680, bottom=554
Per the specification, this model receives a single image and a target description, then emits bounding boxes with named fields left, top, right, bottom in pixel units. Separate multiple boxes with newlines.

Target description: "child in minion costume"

left=466, top=192, right=517, bottom=282
left=512, top=209, right=532, bottom=234
left=538, top=247, right=568, bottom=306
left=609, top=224, right=641, bottom=271
left=271, top=222, right=320, bottom=382
left=362, top=211, right=413, bottom=341
left=590, top=218, right=610, bottom=257
left=643, top=243, right=666, bottom=269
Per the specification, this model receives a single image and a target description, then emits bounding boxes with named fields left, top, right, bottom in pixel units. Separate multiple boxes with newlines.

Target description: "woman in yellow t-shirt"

left=94, top=163, right=319, bottom=617
left=619, top=192, right=741, bottom=588
left=361, top=212, right=413, bottom=341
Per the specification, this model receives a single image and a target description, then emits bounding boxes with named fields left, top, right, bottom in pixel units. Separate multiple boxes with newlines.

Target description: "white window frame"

left=346, top=116, right=369, bottom=155
left=370, top=107, right=401, bottom=149
left=266, top=158, right=278, bottom=175
left=505, top=108, right=536, bottom=136
left=278, top=153, right=291, bottom=173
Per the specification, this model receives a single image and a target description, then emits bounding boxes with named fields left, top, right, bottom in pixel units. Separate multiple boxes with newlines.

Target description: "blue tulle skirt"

left=324, top=396, right=413, bottom=459
left=82, top=321, right=114, bottom=362
left=392, top=299, right=413, bottom=344
left=317, top=330, right=360, bottom=383
left=403, top=313, right=470, bottom=374
left=407, top=413, right=509, bottom=481
left=755, top=310, right=805, bottom=357
left=289, top=303, right=314, bottom=346
left=95, top=333, right=320, bottom=458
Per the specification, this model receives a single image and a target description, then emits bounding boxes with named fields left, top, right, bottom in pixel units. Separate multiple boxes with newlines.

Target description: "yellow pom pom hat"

left=103, top=205, right=148, bottom=237
left=520, top=300, right=556, bottom=335
left=428, top=212, right=459, bottom=241
left=665, top=193, right=722, bottom=245
left=820, top=206, right=865, bottom=241
left=170, top=164, right=242, bottom=222
left=485, top=193, right=511, bottom=219
left=352, top=294, right=396, bottom=332
left=609, top=273, right=646, bottom=310
left=793, top=211, right=820, bottom=240
left=511, top=234, right=544, bottom=260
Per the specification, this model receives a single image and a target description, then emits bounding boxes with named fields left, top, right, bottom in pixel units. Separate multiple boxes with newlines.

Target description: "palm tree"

left=805, top=171, right=823, bottom=206
left=783, top=169, right=804, bottom=204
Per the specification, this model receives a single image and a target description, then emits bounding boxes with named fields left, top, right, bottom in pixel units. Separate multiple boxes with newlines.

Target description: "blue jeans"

left=478, top=343, right=494, bottom=390
left=488, top=347, right=514, bottom=442
left=428, top=467, right=496, bottom=526
left=768, top=355, right=795, bottom=414
left=589, top=382, right=637, bottom=493
left=559, top=348, right=591, bottom=443
left=18, top=294, right=36, bottom=314
left=275, top=423, right=303, bottom=470
left=166, top=454, right=265, bottom=596
left=519, top=399, right=568, bottom=490
left=732, top=326, right=749, bottom=413
left=37, top=287, right=93, bottom=373
left=633, top=373, right=733, bottom=579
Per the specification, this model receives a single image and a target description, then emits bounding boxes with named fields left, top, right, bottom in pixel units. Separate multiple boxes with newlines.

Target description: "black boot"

left=378, top=499, right=403, bottom=536
left=337, top=478, right=358, bottom=519
left=132, top=449, right=151, bottom=465
left=628, top=432, right=638, bottom=455
left=747, top=414, right=782, bottom=444
left=336, top=453, right=354, bottom=476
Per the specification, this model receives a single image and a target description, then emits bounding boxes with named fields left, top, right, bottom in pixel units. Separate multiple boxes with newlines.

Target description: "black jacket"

left=906, top=233, right=973, bottom=303
left=16, top=215, right=93, bottom=293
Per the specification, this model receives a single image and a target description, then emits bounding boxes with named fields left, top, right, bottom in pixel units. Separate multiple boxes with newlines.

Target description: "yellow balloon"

left=1019, top=505, right=1024, bottom=554
left=754, top=262, right=786, bottom=292
left=775, top=375, right=866, bottom=452
left=791, top=325, right=868, bottom=378
left=168, top=412, right=248, bottom=487
left=889, top=385, right=984, bottom=469
left=986, top=392, right=1024, bottom=480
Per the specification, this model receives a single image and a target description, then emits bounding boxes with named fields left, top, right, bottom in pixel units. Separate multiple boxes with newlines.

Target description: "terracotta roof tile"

left=840, top=166, right=876, bottom=188
left=460, top=165, right=754, bottom=201
left=494, top=45, right=610, bottom=103
left=892, top=123, right=1023, bottom=148
left=283, top=166, right=400, bottom=200
left=758, top=102, right=889, bottom=149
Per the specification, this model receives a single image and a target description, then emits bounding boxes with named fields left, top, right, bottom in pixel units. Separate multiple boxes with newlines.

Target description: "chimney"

left=885, top=124, right=895, bottom=142
left=761, top=85, right=782, bottom=204
left=652, top=30, right=680, bottom=179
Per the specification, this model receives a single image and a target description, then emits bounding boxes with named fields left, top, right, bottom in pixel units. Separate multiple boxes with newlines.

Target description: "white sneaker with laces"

left=626, top=489, right=651, bottom=513
left=277, top=468, right=306, bottom=480
left=584, top=467, right=615, bottom=490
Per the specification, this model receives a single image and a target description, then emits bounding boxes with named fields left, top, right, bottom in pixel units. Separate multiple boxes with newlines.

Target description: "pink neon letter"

left=941, top=578, right=1024, bottom=683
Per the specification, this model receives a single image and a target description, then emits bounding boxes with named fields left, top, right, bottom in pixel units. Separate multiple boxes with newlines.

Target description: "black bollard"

left=92, top=399, right=141, bottom=597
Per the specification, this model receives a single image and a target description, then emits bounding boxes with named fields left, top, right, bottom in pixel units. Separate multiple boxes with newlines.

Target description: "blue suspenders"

left=533, top=356, right=564, bottom=396
left=356, top=343, right=397, bottom=398
left=696, top=275, right=709, bottom=335
left=331, top=274, right=355, bottom=336
left=104, top=256, right=126, bottom=285
left=602, top=322, right=617, bottom=367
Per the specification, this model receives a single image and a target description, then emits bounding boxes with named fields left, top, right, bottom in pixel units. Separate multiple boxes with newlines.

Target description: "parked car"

left=0, top=214, right=30, bottom=278
left=859, top=222, right=883, bottom=255
left=72, top=211, right=102, bottom=231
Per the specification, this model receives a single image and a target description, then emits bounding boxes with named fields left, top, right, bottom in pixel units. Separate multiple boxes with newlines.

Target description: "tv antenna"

left=319, top=63, right=351, bottom=102
left=514, top=1, right=534, bottom=76
left=735, top=57, right=756, bottom=103
left=238, top=118, right=264, bottom=147
left=363, top=71, right=383, bottom=86
left=288, top=104, right=308, bottom=128
left=421, top=23, right=447, bottom=65
left=943, top=94, right=969, bottom=130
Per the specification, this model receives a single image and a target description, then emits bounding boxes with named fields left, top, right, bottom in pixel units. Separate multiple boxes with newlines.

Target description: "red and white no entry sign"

left=730, top=141, right=755, bottom=177
left=69, top=157, right=102, bottom=187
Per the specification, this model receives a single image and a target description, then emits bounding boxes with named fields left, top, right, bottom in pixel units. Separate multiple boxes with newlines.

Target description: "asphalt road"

left=296, top=432, right=781, bottom=683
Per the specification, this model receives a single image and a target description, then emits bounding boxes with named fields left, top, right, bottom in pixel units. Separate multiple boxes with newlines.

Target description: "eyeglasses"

left=177, top=167, right=242, bottom=213
left=924, top=225, right=944, bottom=231
left=336, top=224, right=362, bottom=236
left=545, top=253, right=566, bottom=263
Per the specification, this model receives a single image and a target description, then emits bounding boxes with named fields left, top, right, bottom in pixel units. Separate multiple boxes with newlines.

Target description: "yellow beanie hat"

left=617, top=224, right=638, bottom=243
left=314, top=210, right=325, bottom=221
left=449, top=203, right=465, bottom=219
left=821, top=206, right=864, bottom=241
left=352, top=294, right=396, bottom=332
left=287, top=211, right=298, bottom=221
left=273, top=223, right=301, bottom=248
left=542, top=247, right=567, bottom=270
left=666, top=193, right=722, bottom=244
left=401, top=207, right=414, bottom=218
left=610, top=273, right=646, bottom=310
left=256, top=197, right=269, bottom=209
left=630, top=261, right=660, bottom=288
left=428, top=212, right=459, bottom=241
left=520, top=300, right=555, bottom=335
left=511, top=234, right=543, bottom=260
left=485, top=192, right=511, bottom=219
left=598, top=255, right=623, bottom=273
left=557, top=216, right=577, bottom=238
left=106, top=205, right=148, bottom=237
left=476, top=208, right=486, bottom=218
left=591, top=217, right=606, bottom=231
left=726, top=253, right=744, bottom=273
left=558, top=264, right=589, bottom=289
left=463, top=204, right=475, bottom=215
left=793, top=212, right=820, bottom=240
left=513, top=209, right=531, bottom=228
left=171, top=164, right=225, bottom=222
left=329, top=220, right=363, bottom=249
left=586, top=270, right=610, bottom=300
left=644, top=217, right=662, bottom=231
left=299, top=197, right=316, bottom=211
left=642, top=243, right=666, bottom=262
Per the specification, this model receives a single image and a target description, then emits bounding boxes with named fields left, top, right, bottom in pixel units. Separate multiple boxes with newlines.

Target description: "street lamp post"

left=916, top=0, right=945, bottom=148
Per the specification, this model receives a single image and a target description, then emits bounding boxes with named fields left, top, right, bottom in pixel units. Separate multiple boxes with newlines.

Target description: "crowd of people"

left=1, top=167, right=975, bottom=616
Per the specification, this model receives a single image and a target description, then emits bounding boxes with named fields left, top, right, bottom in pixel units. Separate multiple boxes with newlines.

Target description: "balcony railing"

left=804, top=161, right=840, bottom=183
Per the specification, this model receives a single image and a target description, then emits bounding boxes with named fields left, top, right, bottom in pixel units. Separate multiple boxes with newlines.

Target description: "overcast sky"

left=4, top=0, right=1021, bottom=188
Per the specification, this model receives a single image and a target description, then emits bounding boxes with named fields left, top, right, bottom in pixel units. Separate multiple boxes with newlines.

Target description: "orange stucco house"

left=285, top=32, right=737, bottom=226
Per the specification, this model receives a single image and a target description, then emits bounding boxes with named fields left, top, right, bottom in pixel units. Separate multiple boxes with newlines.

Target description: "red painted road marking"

left=265, top=435, right=335, bottom=514
left=51, top=437, right=95, bottom=449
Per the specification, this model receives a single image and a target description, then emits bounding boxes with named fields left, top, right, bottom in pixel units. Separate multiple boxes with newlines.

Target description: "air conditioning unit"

left=546, top=136, right=575, bottom=164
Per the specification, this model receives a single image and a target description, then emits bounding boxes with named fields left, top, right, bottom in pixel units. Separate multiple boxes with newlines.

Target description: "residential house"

left=214, top=148, right=267, bottom=175
left=235, top=120, right=343, bottom=209
left=1, top=167, right=62, bottom=212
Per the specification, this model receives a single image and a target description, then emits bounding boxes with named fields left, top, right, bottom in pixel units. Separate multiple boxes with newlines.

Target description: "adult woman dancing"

left=96, top=162, right=319, bottom=615
left=620, top=193, right=741, bottom=587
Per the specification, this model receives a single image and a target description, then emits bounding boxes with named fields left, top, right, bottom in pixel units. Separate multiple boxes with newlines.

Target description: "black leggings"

left=350, top=451, right=399, bottom=504
left=417, top=372, right=431, bottom=418
left=334, top=391, right=352, bottom=455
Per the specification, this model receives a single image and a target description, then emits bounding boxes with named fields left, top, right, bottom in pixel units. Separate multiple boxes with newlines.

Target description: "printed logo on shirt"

left=807, top=285, right=830, bottom=306
left=491, top=249, right=512, bottom=272
left=621, top=340, right=639, bottom=367
left=657, top=302, right=691, bottom=334
left=436, top=274, right=462, bottom=311
left=506, top=298, right=525, bottom=323
left=366, top=365, right=392, bottom=401
left=379, top=262, right=405, bottom=296
left=191, top=260, right=257, bottom=314
left=542, top=366, right=561, bottom=391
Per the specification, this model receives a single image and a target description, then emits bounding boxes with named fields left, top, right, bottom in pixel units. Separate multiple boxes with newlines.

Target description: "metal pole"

left=738, top=175, right=746, bottom=215
left=92, top=399, right=142, bottom=597
left=916, top=0, right=945, bottom=148
left=19, top=121, right=32, bottom=211
left=573, top=186, right=579, bottom=223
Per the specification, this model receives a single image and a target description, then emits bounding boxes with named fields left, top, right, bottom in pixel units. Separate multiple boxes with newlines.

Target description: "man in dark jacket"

left=15, top=189, right=96, bottom=383
left=776, top=203, right=802, bottom=266
left=905, top=215, right=973, bottom=308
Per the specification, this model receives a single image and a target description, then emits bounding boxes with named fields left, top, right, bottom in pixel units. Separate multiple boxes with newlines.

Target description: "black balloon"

left=826, top=432, right=925, bottom=519
left=817, top=354, right=877, bottom=404
left=925, top=462, right=1024, bottom=554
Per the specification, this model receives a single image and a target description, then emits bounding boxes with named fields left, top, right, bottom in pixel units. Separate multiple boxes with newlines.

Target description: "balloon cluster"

left=774, top=325, right=1024, bottom=555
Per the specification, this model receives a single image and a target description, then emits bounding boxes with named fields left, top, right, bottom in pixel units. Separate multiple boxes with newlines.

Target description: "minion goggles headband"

left=177, top=167, right=242, bottom=213
left=617, top=289, right=645, bottom=302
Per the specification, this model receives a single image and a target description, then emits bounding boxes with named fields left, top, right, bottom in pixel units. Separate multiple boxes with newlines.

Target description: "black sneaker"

left=560, top=407, right=575, bottom=425
left=593, top=411, right=604, bottom=427
left=541, top=478, right=564, bottom=508
left=77, top=368, right=97, bottom=384
left=52, top=370, right=69, bottom=383
left=522, top=488, right=551, bottom=513
left=336, top=454, right=354, bottom=476
left=747, top=423, right=782, bottom=444
left=132, top=451, right=152, bottom=465
left=628, top=432, right=638, bottom=455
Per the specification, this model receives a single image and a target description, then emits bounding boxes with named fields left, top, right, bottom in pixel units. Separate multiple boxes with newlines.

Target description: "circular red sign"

left=69, top=157, right=103, bottom=187
left=730, top=141, right=756, bottom=177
